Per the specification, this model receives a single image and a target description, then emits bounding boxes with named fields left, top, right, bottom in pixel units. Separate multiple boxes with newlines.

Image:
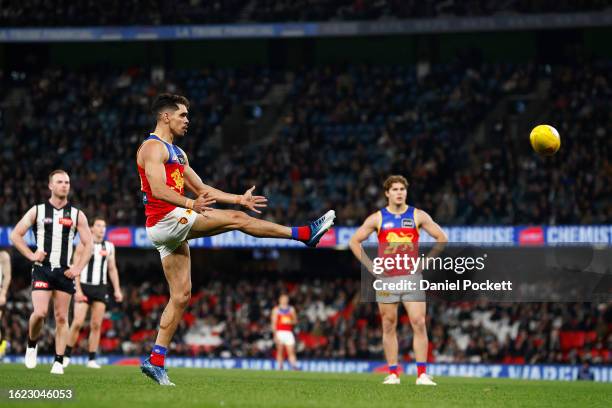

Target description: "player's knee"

left=90, top=321, right=102, bottom=332
left=410, top=315, right=426, bottom=332
left=54, top=312, right=68, bottom=326
left=32, top=309, right=48, bottom=321
left=71, top=321, right=83, bottom=332
left=381, top=316, right=397, bottom=333
left=171, top=290, right=191, bottom=310
left=229, top=210, right=250, bottom=228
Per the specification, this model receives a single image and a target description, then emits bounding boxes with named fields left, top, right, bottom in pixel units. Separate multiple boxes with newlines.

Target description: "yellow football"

left=529, top=125, right=561, bottom=156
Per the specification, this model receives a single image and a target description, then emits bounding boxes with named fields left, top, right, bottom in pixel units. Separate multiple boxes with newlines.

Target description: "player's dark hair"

left=383, top=175, right=409, bottom=191
left=48, top=169, right=69, bottom=183
left=151, top=93, right=190, bottom=116
left=91, top=216, right=106, bottom=226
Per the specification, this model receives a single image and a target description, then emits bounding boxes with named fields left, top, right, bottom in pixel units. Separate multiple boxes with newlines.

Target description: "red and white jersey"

left=275, top=307, right=295, bottom=331
left=137, top=134, right=187, bottom=227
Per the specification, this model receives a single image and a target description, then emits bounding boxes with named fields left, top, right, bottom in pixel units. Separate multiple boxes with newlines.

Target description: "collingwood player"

left=10, top=170, right=93, bottom=375
left=0, top=250, right=11, bottom=358
left=64, top=217, right=123, bottom=369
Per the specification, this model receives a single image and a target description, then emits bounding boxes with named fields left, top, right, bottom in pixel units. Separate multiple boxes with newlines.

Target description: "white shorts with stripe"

left=146, top=207, right=198, bottom=259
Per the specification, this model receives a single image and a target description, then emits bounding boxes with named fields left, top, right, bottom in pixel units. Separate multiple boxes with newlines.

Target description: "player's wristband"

left=185, top=198, right=194, bottom=210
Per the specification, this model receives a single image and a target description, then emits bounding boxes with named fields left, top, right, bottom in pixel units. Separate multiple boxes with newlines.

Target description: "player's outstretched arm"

left=107, top=244, right=123, bottom=302
left=0, top=251, right=11, bottom=306
left=9, top=206, right=46, bottom=263
left=349, top=212, right=380, bottom=275
left=181, top=151, right=267, bottom=213
left=141, top=141, right=215, bottom=213
left=65, top=211, right=93, bottom=279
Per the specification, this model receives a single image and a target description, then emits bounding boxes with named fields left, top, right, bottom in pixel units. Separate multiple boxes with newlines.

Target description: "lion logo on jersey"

left=386, top=232, right=414, bottom=243
left=170, top=168, right=184, bottom=192
left=382, top=231, right=415, bottom=255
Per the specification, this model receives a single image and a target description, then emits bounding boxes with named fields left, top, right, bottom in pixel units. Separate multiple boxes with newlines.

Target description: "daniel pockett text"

left=371, top=253, right=513, bottom=292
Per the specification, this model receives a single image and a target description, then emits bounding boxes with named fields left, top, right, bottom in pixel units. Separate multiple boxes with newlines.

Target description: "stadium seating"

left=3, top=279, right=610, bottom=364
left=1, top=60, right=610, bottom=226
left=1, top=0, right=608, bottom=26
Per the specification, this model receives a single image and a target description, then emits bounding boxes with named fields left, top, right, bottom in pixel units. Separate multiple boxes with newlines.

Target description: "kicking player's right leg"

left=378, top=302, right=401, bottom=384
left=187, top=209, right=290, bottom=239
left=186, top=208, right=335, bottom=247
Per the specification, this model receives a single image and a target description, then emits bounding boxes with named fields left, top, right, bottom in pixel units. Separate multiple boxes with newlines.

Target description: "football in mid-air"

left=530, top=124, right=561, bottom=156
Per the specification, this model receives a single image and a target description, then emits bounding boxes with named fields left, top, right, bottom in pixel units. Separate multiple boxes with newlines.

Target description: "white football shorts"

left=275, top=330, right=296, bottom=346
left=146, top=207, right=198, bottom=259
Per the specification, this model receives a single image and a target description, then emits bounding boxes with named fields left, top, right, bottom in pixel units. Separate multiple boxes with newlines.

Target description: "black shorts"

left=31, top=265, right=75, bottom=295
left=81, top=284, right=109, bottom=305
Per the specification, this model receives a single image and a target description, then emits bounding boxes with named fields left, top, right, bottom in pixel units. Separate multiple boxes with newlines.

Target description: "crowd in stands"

left=3, top=278, right=610, bottom=364
left=1, top=1, right=609, bottom=26
left=1, top=58, right=610, bottom=226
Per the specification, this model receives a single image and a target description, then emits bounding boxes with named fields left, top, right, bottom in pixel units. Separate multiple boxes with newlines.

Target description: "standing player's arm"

left=107, top=245, right=123, bottom=302
left=416, top=209, right=448, bottom=262
left=182, top=153, right=267, bottom=213
left=0, top=251, right=11, bottom=306
left=349, top=212, right=380, bottom=276
left=65, top=212, right=93, bottom=279
left=9, top=206, right=46, bottom=263
left=71, top=243, right=87, bottom=301
left=290, top=307, right=298, bottom=325
left=141, top=141, right=215, bottom=213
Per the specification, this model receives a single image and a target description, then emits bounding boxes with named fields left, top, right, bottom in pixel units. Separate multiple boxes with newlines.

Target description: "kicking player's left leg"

left=404, top=301, right=436, bottom=385
left=141, top=241, right=191, bottom=386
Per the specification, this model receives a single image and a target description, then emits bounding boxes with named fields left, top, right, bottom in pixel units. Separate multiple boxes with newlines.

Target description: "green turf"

left=0, top=364, right=609, bottom=408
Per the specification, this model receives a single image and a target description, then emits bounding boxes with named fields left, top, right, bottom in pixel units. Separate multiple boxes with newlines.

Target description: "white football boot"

left=87, top=360, right=101, bottom=369
left=416, top=373, right=436, bottom=386
left=24, top=345, right=38, bottom=369
left=50, top=361, right=64, bottom=375
left=382, top=373, right=401, bottom=384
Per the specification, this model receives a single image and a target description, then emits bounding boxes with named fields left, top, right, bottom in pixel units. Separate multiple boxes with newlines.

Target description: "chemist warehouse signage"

left=0, top=225, right=611, bottom=248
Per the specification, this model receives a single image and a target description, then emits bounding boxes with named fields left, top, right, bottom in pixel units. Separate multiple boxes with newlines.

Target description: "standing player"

left=271, top=294, right=299, bottom=370
left=349, top=175, right=447, bottom=386
left=137, top=94, right=335, bottom=385
left=64, top=217, right=123, bottom=369
left=10, top=170, right=93, bottom=375
left=0, top=250, right=11, bottom=358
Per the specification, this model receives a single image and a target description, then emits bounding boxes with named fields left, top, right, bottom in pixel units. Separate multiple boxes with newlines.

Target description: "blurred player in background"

left=271, top=294, right=299, bottom=370
left=0, top=250, right=11, bottom=358
left=64, top=217, right=123, bottom=369
left=10, top=170, right=93, bottom=375
left=137, top=94, right=335, bottom=385
left=349, top=175, right=447, bottom=386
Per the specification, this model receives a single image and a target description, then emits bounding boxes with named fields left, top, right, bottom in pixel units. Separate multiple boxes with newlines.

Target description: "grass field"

left=0, top=364, right=610, bottom=408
